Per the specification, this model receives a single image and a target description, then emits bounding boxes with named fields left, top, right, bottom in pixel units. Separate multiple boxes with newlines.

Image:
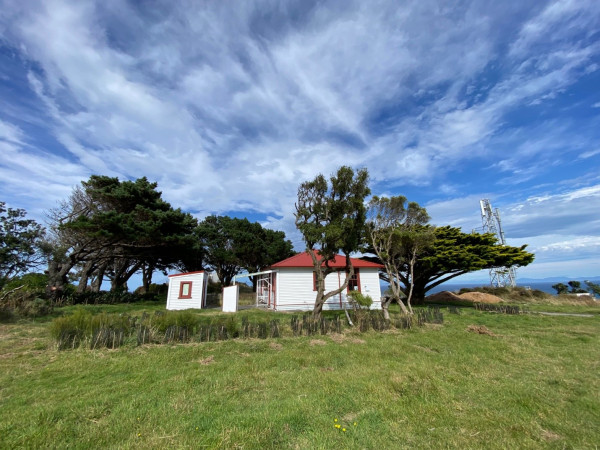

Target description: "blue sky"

left=1, top=0, right=599, bottom=283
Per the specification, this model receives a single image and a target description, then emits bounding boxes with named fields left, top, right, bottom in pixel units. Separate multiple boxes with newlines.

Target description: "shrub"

left=60, top=290, right=163, bottom=306
left=50, top=309, right=93, bottom=349
left=147, top=310, right=200, bottom=334
left=0, top=288, right=54, bottom=319
left=348, top=291, right=373, bottom=309
left=2, top=273, right=48, bottom=292
left=19, top=297, right=53, bottom=317
left=49, top=309, right=135, bottom=349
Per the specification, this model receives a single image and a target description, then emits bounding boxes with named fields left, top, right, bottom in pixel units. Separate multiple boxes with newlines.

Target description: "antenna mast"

left=479, top=199, right=517, bottom=288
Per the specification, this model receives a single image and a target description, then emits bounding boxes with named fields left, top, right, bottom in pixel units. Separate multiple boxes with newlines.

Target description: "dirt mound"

left=425, top=291, right=464, bottom=304
left=459, top=292, right=503, bottom=304
left=425, top=290, right=503, bottom=305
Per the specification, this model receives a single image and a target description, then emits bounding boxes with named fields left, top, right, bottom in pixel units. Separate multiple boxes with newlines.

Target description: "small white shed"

left=166, top=271, right=208, bottom=310
left=251, top=252, right=384, bottom=311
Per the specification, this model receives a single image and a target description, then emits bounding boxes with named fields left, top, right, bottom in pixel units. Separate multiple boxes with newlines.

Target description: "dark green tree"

left=197, top=216, right=293, bottom=288
left=552, top=283, right=569, bottom=295
left=46, top=176, right=198, bottom=294
left=295, top=166, right=370, bottom=318
left=585, top=280, right=600, bottom=298
left=237, top=224, right=294, bottom=290
left=0, top=202, right=45, bottom=290
left=567, top=280, right=588, bottom=294
left=197, top=216, right=246, bottom=287
left=372, top=225, right=534, bottom=304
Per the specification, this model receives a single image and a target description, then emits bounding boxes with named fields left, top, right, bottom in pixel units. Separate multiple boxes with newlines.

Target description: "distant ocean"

left=428, top=281, right=559, bottom=295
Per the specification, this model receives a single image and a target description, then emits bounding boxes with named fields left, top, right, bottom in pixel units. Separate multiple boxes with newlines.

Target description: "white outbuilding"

left=249, top=251, right=384, bottom=311
left=166, top=270, right=208, bottom=310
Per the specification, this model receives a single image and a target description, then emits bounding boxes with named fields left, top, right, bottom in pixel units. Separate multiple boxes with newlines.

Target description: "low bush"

left=149, top=310, right=200, bottom=333
left=50, top=307, right=445, bottom=350
left=0, top=288, right=54, bottom=320
left=348, top=291, right=373, bottom=309
left=60, top=290, right=164, bottom=306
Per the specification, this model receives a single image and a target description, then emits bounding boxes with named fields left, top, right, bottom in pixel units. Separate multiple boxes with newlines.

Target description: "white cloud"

left=0, top=0, right=598, bottom=275
left=579, top=149, right=600, bottom=159
left=0, top=119, right=24, bottom=144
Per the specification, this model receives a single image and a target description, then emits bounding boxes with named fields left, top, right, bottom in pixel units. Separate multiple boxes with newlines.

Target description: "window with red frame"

left=179, top=281, right=193, bottom=299
left=347, top=269, right=360, bottom=292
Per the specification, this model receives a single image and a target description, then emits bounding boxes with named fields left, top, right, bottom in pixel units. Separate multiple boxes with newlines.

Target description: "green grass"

left=1, top=304, right=599, bottom=448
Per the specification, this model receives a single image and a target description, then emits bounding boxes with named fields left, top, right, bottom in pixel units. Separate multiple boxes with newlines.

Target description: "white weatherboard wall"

left=275, top=268, right=382, bottom=311
left=222, top=285, right=239, bottom=312
left=166, top=272, right=207, bottom=310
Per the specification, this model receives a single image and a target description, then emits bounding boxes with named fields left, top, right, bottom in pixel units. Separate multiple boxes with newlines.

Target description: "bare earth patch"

left=269, top=342, right=283, bottom=350
left=309, top=339, right=327, bottom=346
left=466, top=325, right=497, bottom=336
left=347, top=337, right=366, bottom=344
left=541, top=429, right=561, bottom=441
left=329, top=334, right=345, bottom=344
left=459, top=292, right=503, bottom=304
left=199, top=355, right=215, bottom=365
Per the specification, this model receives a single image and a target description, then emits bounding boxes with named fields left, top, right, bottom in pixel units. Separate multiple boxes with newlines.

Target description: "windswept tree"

left=295, top=166, right=370, bottom=318
left=367, top=196, right=431, bottom=317
left=567, top=280, right=588, bottom=294
left=552, top=283, right=569, bottom=295
left=45, top=176, right=198, bottom=295
left=373, top=225, right=535, bottom=304
left=585, top=280, right=600, bottom=298
left=0, top=202, right=45, bottom=290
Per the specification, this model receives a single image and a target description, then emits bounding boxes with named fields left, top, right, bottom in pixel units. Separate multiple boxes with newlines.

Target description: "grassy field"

left=1, top=303, right=599, bottom=449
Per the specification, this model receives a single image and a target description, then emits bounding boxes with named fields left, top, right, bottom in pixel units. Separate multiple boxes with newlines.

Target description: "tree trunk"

left=411, top=281, right=428, bottom=305
left=46, top=259, right=71, bottom=300
left=142, top=263, right=154, bottom=292
left=250, top=275, right=258, bottom=292
left=90, top=263, right=107, bottom=292
left=381, top=296, right=393, bottom=320
left=110, top=260, right=142, bottom=292
left=405, top=254, right=417, bottom=314
left=312, top=290, right=326, bottom=319
left=77, top=261, right=95, bottom=293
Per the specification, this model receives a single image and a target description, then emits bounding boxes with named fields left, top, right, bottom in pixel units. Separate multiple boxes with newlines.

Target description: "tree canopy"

left=295, top=166, right=370, bottom=317
left=197, top=215, right=294, bottom=287
left=45, top=176, right=198, bottom=294
left=366, top=195, right=430, bottom=316
left=405, top=226, right=534, bottom=303
left=0, top=202, right=45, bottom=289
left=370, top=225, right=535, bottom=304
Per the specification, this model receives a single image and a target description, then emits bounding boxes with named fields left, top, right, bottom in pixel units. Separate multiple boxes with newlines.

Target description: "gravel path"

left=534, top=311, right=595, bottom=318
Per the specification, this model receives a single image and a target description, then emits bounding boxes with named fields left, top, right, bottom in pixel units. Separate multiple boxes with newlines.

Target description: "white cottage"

left=166, top=271, right=208, bottom=310
left=253, top=252, right=384, bottom=311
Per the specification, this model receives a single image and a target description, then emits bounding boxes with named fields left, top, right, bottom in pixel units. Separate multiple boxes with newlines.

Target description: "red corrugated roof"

left=168, top=270, right=205, bottom=278
left=270, top=251, right=383, bottom=268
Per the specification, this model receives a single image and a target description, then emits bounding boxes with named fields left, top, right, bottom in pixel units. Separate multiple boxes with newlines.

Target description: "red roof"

left=168, top=270, right=205, bottom=278
left=270, top=251, right=383, bottom=269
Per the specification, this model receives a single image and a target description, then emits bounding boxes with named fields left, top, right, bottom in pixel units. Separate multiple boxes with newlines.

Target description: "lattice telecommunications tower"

left=480, top=199, right=517, bottom=287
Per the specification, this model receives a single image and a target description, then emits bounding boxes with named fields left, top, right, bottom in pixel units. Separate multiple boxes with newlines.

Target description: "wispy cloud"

left=0, top=0, right=599, bottom=275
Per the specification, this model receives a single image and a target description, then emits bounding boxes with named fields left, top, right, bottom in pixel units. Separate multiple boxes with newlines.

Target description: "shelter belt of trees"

left=3, top=169, right=535, bottom=317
